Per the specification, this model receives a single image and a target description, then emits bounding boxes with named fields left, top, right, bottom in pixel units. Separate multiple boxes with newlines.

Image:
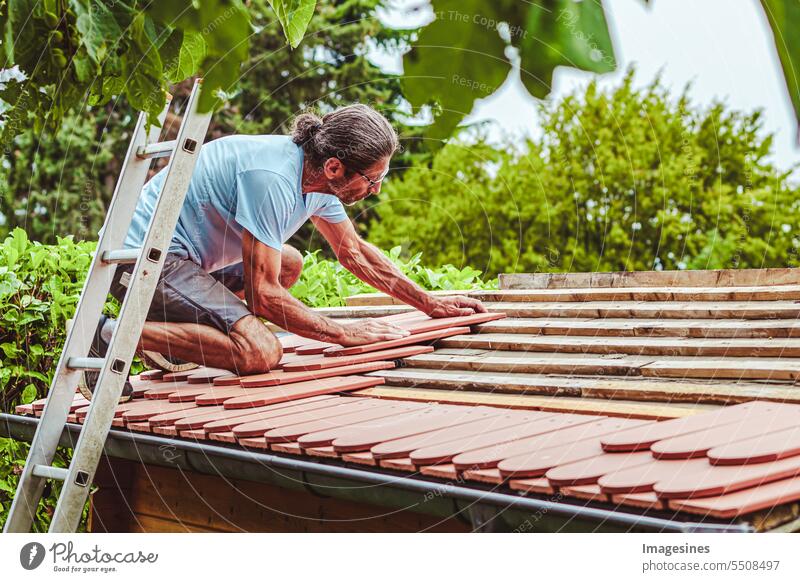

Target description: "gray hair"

left=291, top=104, right=399, bottom=173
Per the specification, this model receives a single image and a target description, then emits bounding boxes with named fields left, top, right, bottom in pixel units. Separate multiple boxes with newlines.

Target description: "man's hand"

left=334, top=319, right=411, bottom=347
left=425, top=295, right=488, bottom=318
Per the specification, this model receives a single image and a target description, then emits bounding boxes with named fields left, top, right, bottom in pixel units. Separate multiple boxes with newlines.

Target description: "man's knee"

left=229, top=316, right=283, bottom=374
left=280, top=245, right=303, bottom=289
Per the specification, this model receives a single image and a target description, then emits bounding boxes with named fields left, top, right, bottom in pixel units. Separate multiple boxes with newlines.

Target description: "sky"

left=372, top=0, right=799, bottom=174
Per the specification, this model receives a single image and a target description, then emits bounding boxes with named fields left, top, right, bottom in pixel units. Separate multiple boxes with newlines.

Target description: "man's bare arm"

left=312, top=217, right=486, bottom=317
left=242, top=229, right=409, bottom=345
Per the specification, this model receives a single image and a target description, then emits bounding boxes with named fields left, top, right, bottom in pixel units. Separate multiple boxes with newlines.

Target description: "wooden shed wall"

left=88, top=457, right=469, bottom=533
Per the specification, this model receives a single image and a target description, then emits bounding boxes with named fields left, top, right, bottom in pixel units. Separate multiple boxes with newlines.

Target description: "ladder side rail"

left=49, top=81, right=211, bottom=532
left=2, top=103, right=167, bottom=534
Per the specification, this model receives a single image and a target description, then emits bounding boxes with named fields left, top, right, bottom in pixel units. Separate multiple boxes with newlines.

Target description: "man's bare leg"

left=138, top=316, right=282, bottom=375
left=134, top=244, right=304, bottom=374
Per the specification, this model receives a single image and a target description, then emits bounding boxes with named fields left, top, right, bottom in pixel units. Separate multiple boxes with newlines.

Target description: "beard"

left=328, top=176, right=368, bottom=206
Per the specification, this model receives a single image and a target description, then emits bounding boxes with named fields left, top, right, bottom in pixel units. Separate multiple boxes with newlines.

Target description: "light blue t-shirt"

left=124, top=135, right=347, bottom=273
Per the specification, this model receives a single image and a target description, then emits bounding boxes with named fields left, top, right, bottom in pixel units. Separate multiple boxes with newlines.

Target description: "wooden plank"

left=161, top=368, right=202, bottom=383
left=497, top=439, right=608, bottom=480
left=599, top=401, right=778, bottom=452
left=354, top=386, right=716, bottom=420
left=33, top=394, right=88, bottom=413
left=454, top=417, right=649, bottom=473
left=121, top=400, right=198, bottom=423
left=370, top=410, right=545, bottom=460
left=317, top=407, right=503, bottom=453
left=598, top=458, right=708, bottom=494
left=221, top=376, right=385, bottom=409
left=477, top=318, right=800, bottom=339
left=420, top=464, right=459, bottom=480
left=410, top=348, right=800, bottom=382
left=76, top=398, right=156, bottom=421
left=545, top=451, right=654, bottom=487
left=263, top=401, right=422, bottom=444
left=147, top=405, right=226, bottom=427
left=462, top=468, right=505, bottom=485
left=404, top=349, right=655, bottom=376
left=246, top=403, right=428, bottom=444
left=201, top=396, right=347, bottom=434
left=641, top=358, right=800, bottom=381
left=408, top=413, right=600, bottom=467
left=238, top=361, right=396, bottom=388
left=313, top=305, right=414, bottom=318
left=295, top=341, right=338, bottom=355
left=173, top=396, right=341, bottom=431
left=667, top=477, right=800, bottom=519
left=139, top=369, right=165, bottom=381
left=322, top=326, right=470, bottom=357
left=708, top=426, right=800, bottom=466
left=650, top=408, right=800, bottom=460
left=281, top=345, right=435, bottom=372
left=440, top=333, right=800, bottom=357
left=488, top=301, right=800, bottom=320
left=369, top=368, right=800, bottom=405
left=315, top=300, right=800, bottom=320
left=508, top=478, right=555, bottom=495
left=611, top=492, right=666, bottom=511
left=196, top=373, right=388, bottom=406
left=559, top=485, right=608, bottom=502
left=473, top=285, right=800, bottom=302
left=345, top=289, right=474, bottom=306
left=186, top=368, right=232, bottom=384
left=654, top=454, right=800, bottom=499
left=499, top=268, right=800, bottom=290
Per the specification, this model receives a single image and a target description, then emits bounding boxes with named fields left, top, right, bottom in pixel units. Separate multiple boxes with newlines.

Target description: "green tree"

left=0, top=0, right=415, bottom=244
left=368, top=71, right=800, bottom=276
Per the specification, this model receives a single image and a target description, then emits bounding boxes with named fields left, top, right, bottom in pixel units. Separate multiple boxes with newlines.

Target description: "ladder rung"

left=67, top=357, right=103, bottom=371
left=136, top=140, right=176, bottom=159
left=101, top=248, right=140, bottom=264
left=32, top=465, right=68, bottom=481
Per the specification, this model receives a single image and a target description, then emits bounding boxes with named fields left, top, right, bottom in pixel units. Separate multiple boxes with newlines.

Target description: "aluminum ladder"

left=3, top=79, right=212, bottom=533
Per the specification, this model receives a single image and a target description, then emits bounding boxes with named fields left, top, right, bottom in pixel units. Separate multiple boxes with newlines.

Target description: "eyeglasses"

left=357, top=166, right=390, bottom=190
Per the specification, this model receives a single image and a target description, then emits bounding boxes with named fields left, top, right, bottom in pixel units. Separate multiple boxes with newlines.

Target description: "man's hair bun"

left=291, top=112, right=324, bottom=145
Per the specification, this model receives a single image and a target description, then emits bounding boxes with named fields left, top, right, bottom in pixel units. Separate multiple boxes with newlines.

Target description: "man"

left=81, top=104, right=486, bottom=402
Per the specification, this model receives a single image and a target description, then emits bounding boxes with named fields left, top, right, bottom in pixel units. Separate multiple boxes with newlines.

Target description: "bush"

left=0, top=229, right=493, bottom=530
left=0, top=229, right=96, bottom=531
left=291, top=246, right=497, bottom=307
left=368, top=71, right=800, bottom=276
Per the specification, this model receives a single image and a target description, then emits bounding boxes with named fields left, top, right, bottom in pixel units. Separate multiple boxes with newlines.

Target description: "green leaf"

left=162, top=30, right=207, bottom=84
left=21, top=384, right=38, bottom=404
left=402, top=0, right=510, bottom=140
left=73, top=0, right=123, bottom=62
left=403, top=0, right=617, bottom=140
left=267, top=0, right=316, bottom=49
left=760, top=0, right=800, bottom=137
left=519, top=0, right=616, bottom=98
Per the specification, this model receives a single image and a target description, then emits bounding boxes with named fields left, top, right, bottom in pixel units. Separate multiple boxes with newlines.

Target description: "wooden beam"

left=407, top=348, right=800, bottom=382
left=353, top=386, right=717, bottom=420
left=368, top=368, right=800, bottom=405
left=499, top=268, right=800, bottom=290
left=477, top=318, right=800, bottom=339
left=315, top=301, right=800, bottom=320
left=474, top=286, right=800, bottom=303
left=346, top=289, right=473, bottom=306
left=404, top=348, right=655, bottom=376
left=642, top=358, right=800, bottom=382
left=440, top=333, right=800, bottom=357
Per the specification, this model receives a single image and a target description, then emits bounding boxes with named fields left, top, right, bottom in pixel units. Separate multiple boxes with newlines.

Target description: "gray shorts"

left=109, top=254, right=252, bottom=334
